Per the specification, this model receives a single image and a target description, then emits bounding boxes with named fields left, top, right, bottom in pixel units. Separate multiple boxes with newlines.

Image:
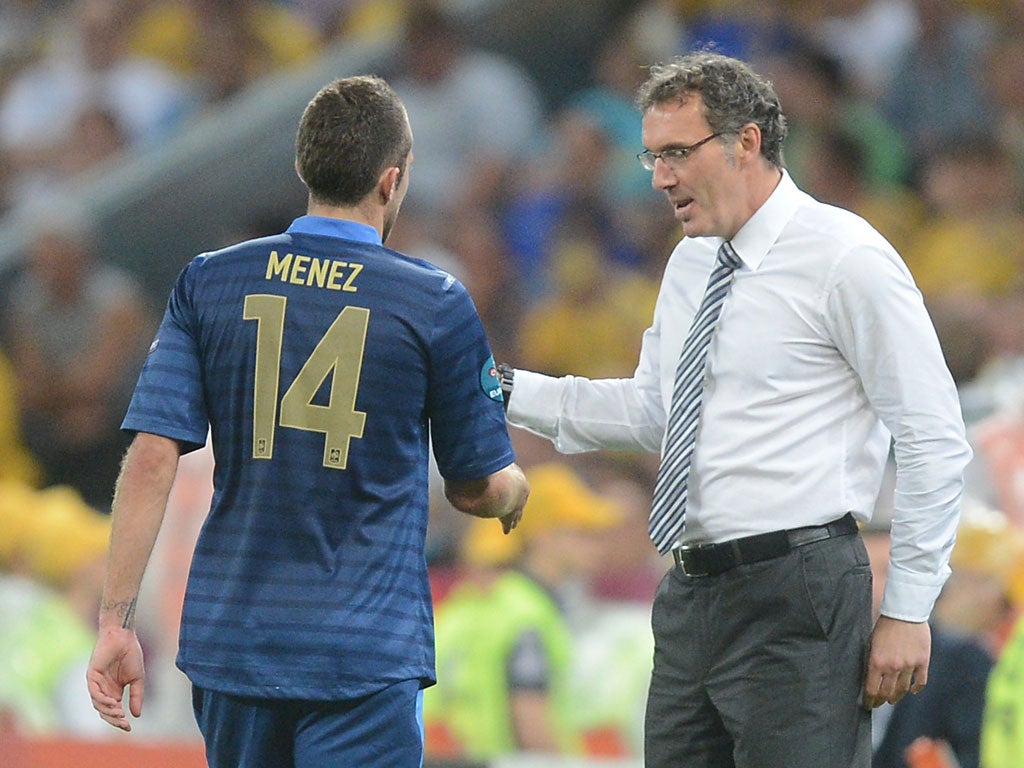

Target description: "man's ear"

left=737, top=123, right=763, bottom=163
left=379, top=166, right=401, bottom=204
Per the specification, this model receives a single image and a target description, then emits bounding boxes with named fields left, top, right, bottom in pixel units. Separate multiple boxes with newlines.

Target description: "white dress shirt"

left=508, top=172, right=971, bottom=622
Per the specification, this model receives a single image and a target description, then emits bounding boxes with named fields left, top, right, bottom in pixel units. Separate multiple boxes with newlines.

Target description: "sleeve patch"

left=480, top=355, right=504, bottom=402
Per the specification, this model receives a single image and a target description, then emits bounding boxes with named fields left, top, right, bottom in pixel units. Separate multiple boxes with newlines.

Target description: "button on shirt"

left=507, top=171, right=971, bottom=622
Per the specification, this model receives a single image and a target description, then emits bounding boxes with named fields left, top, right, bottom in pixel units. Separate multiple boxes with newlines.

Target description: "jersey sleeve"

left=121, top=260, right=209, bottom=453
left=426, top=275, right=515, bottom=481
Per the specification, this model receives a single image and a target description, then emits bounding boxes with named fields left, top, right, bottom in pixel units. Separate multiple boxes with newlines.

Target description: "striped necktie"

left=649, top=241, right=743, bottom=554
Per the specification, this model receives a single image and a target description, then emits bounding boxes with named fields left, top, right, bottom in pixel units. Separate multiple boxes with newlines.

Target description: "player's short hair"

left=636, top=51, right=787, bottom=168
left=296, top=75, right=412, bottom=206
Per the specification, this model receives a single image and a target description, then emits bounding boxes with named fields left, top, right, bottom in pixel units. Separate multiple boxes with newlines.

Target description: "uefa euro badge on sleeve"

left=480, top=355, right=504, bottom=402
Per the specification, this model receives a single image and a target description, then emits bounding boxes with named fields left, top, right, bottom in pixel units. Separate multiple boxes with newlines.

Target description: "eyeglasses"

left=637, top=133, right=722, bottom=171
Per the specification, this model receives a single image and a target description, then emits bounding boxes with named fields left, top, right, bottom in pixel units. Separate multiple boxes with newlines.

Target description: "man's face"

left=641, top=96, right=740, bottom=240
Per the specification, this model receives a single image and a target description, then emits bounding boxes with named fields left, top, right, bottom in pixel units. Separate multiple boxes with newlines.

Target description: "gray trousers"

left=644, top=532, right=873, bottom=768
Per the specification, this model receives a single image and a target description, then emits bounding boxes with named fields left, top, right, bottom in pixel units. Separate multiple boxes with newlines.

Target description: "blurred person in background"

left=423, top=461, right=622, bottom=761
left=582, top=454, right=665, bottom=604
left=7, top=104, right=130, bottom=203
left=444, top=208, right=526, bottom=365
left=981, top=583, right=1024, bottom=767
left=880, top=0, right=996, bottom=174
left=674, top=0, right=805, bottom=63
left=799, top=128, right=925, bottom=258
left=863, top=508, right=1015, bottom=768
left=85, top=74, right=528, bottom=767
left=56, top=105, right=129, bottom=179
left=388, top=1, right=543, bottom=222
left=901, top=136, right=1024, bottom=305
left=517, top=197, right=657, bottom=378
left=328, top=0, right=408, bottom=45
left=765, top=38, right=911, bottom=192
left=0, top=348, right=41, bottom=487
left=809, top=0, right=918, bottom=100
left=967, top=389, right=1024, bottom=530
left=501, top=105, right=646, bottom=299
left=500, top=50, right=971, bottom=767
left=983, top=31, right=1024, bottom=180
left=126, top=0, right=321, bottom=104
left=925, top=292, right=1001, bottom=428
left=930, top=292, right=1024, bottom=530
left=465, top=0, right=641, bottom=111
left=561, top=22, right=663, bottom=206
left=0, top=210, right=154, bottom=511
left=0, top=481, right=110, bottom=735
left=0, top=0, right=195, bottom=205
left=930, top=505, right=1024, bottom=657
left=568, top=455, right=663, bottom=757
left=274, top=0, right=362, bottom=44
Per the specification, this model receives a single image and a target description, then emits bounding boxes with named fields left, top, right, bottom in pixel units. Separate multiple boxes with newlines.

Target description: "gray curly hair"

left=635, top=51, right=787, bottom=168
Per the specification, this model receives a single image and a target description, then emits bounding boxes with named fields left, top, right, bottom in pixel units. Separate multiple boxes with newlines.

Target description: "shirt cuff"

left=878, top=562, right=948, bottom=623
left=506, top=369, right=562, bottom=438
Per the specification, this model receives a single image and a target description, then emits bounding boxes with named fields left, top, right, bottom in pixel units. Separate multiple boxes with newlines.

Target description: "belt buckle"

left=673, top=544, right=711, bottom=577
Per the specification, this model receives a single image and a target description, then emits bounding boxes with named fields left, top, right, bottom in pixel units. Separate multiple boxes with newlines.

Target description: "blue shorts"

left=192, top=679, right=424, bottom=768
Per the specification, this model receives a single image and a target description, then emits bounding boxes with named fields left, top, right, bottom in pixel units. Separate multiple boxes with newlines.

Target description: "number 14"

left=244, top=294, right=369, bottom=469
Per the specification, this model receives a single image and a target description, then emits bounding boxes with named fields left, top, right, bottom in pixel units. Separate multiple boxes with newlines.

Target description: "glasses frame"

left=637, top=132, right=723, bottom=171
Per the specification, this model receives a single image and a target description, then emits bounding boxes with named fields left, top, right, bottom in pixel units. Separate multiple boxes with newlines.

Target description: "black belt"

left=671, top=513, right=859, bottom=577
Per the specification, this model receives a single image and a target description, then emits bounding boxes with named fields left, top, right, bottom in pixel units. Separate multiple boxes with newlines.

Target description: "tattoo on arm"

left=101, top=597, right=139, bottom=629
left=121, top=597, right=137, bottom=629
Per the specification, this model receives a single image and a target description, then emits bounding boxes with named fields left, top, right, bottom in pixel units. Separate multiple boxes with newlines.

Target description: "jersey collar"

left=286, top=215, right=382, bottom=245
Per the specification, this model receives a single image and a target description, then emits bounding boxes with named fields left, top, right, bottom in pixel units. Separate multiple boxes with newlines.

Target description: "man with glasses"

left=497, top=51, right=970, bottom=767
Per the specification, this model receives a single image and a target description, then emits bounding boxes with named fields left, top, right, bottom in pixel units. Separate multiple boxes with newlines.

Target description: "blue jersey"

left=122, top=216, right=514, bottom=700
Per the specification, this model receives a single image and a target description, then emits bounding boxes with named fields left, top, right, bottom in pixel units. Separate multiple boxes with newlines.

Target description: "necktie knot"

left=718, top=241, right=742, bottom=271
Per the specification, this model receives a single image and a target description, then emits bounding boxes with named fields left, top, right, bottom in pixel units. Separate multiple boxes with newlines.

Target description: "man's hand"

left=86, top=627, right=146, bottom=731
left=862, top=616, right=931, bottom=710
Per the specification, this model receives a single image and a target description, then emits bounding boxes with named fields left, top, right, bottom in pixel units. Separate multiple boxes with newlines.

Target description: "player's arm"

left=87, top=431, right=180, bottom=731
left=444, top=462, right=529, bottom=534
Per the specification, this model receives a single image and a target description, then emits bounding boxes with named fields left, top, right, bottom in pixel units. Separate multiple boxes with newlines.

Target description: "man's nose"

left=651, top=158, right=676, bottom=190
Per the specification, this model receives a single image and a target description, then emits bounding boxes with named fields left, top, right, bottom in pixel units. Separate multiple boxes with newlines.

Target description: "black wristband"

left=496, top=363, right=514, bottom=411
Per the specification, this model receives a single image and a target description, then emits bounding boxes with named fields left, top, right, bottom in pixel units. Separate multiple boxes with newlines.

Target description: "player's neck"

left=305, top=198, right=384, bottom=239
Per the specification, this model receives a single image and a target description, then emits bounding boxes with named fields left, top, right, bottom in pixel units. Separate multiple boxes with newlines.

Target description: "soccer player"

left=86, top=75, right=529, bottom=767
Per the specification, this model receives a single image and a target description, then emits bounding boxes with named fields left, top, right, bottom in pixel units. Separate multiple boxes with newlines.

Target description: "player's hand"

left=862, top=616, right=930, bottom=709
left=86, top=627, right=146, bottom=731
left=499, top=504, right=523, bottom=534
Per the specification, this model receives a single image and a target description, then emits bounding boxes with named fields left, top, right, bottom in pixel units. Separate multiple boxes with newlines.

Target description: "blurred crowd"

left=2, top=0, right=1024, bottom=766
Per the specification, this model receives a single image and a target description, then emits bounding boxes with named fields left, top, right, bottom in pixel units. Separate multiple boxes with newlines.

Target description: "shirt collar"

left=728, top=170, right=803, bottom=271
left=286, top=215, right=382, bottom=245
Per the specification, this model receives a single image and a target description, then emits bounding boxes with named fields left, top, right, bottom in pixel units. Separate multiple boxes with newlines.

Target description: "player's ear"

left=378, top=166, right=401, bottom=204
